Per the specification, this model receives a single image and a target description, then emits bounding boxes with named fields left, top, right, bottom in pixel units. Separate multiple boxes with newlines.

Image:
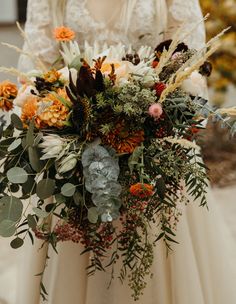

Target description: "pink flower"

left=148, top=103, right=163, bottom=120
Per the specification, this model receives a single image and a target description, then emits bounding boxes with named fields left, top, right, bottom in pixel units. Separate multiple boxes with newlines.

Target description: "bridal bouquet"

left=0, top=25, right=235, bottom=300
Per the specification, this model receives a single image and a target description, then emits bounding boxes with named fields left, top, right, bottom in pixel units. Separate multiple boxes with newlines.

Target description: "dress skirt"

left=17, top=189, right=236, bottom=304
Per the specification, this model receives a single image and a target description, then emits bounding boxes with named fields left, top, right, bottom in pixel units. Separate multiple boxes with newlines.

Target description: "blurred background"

left=0, top=1, right=235, bottom=303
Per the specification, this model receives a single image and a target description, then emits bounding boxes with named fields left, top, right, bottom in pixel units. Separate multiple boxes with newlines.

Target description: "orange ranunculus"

left=130, top=183, right=154, bottom=198
left=0, top=80, right=18, bottom=99
left=53, top=26, right=75, bottom=42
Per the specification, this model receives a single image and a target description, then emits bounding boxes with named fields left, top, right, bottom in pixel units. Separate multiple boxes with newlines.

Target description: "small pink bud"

left=148, top=103, right=163, bottom=120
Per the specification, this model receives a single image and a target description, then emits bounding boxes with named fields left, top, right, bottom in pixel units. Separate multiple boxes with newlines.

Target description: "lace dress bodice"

left=19, top=0, right=205, bottom=71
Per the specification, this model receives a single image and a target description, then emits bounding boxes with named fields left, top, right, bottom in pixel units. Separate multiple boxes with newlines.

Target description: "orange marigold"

left=130, top=183, right=154, bottom=198
left=0, top=80, right=18, bottom=99
left=102, top=123, right=144, bottom=154
left=53, top=26, right=75, bottom=42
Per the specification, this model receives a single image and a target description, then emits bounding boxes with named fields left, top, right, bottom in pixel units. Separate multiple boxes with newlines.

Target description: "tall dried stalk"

left=159, top=27, right=228, bottom=103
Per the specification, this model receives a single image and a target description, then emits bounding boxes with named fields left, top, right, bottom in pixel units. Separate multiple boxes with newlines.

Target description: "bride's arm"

left=165, top=0, right=206, bottom=49
left=18, top=0, right=59, bottom=72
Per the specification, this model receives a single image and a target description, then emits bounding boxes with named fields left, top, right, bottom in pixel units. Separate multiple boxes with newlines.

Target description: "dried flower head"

left=129, top=183, right=154, bottom=198
left=53, top=26, right=75, bottom=42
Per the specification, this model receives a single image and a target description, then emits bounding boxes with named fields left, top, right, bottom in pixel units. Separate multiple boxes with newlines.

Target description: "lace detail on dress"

left=168, top=0, right=206, bottom=49
left=19, top=0, right=206, bottom=72
left=65, top=0, right=159, bottom=49
left=18, top=0, right=58, bottom=72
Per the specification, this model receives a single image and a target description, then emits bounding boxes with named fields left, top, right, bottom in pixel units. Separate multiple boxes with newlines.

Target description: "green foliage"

left=87, top=207, right=99, bottom=224
left=61, top=183, right=76, bottom=197
left=36, top=179, right=56, bottom=200
left=7, top=167, right=28, bottom=184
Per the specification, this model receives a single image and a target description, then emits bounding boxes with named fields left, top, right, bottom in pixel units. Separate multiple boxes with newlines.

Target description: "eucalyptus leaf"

left=22, top=175, right=36, bottom=196
left=36, top=179, right=55, bottom=200
left=61, top=183, right=76, bottom=197
left=0, top=196, right=23, bottom=223
left=10, top=183, right=20, bottom=193
left=33, top=207, right=49, bottom=218
left=7, top=167, right=28, bottom=184
left=45, top=203, right=55, bottom=213
left=10, top=237, right=24, bottom=249
left=11, top=113, right=23, bottom=130
left=29, top=146, right=44, bottom=172
left=0, top=137, right=15, bottom=150
left=88, top=207, right=99, bottom=224
left=0, top=220, right=16, bottom=237
left=7, top=138, right=22, bottom=152
left=27, top=214, right=37, bottom=229
left=54, top=193, right=66, bottom=204
left=26, top=120, right=34, bottom=147
left=34, top=132, right=43, bottom=146
left=73, top=191, right=83, bottom=206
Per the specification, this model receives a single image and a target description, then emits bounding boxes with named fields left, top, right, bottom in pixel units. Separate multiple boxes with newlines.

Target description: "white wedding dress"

left=15, top=1, right=236, bottom=304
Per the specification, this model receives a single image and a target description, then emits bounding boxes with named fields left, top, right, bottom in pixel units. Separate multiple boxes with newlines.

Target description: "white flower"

left=60, top=41, right=156, bottom=86
left=60, top=41, right=82, bottom=66
left=182, top=70, right=208, bottom=99
left=58, top=66, right=78, bottom=83
left=14, top=84, right=38, bottom=107
left=39, top=135, right=65, bottom=160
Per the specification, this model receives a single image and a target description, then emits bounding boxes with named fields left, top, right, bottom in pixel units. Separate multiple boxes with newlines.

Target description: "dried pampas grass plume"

left=0, top=22, right=47, bottom=74
left=159, top=25, right=230, bottom=103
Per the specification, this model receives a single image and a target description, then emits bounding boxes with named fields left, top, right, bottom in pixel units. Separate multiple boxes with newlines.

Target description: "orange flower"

left=0, top=98, right=14, bottom=111
left=38, top=89, right=70, bottom=128
left=102, top=123, right=144, bottom=154
left=43, top=69, right=61, bottom=83
left=53, top=26, right=75, bottom=42
left=21, top=96, right=39, bottom=125
left=0, top=80, right=18, bottom=99
left=130, top=183, right=154, bottom=198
